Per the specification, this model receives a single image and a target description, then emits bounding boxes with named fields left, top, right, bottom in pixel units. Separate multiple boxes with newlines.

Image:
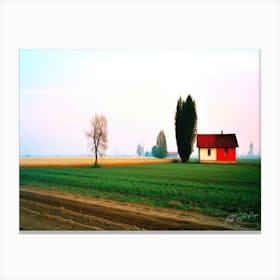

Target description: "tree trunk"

left=94, top=147, right=98, bottom=167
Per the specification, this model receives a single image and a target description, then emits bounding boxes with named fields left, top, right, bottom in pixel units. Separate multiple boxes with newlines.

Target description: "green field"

left=20, top=159, right=261, bottom=218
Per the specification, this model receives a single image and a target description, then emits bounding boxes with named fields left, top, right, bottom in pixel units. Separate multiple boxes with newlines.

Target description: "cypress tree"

left=175, top=95, right=197, bottom=163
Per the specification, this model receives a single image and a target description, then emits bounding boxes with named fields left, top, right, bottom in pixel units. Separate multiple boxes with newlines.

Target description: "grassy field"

left=20, top=159, right=261, bottom=218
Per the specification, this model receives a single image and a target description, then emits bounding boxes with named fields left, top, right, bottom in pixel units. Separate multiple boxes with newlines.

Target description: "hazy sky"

left=20, top=49, right=260, bottom=156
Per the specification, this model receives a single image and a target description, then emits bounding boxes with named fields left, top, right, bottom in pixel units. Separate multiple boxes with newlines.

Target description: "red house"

left=197, top=132, right=239, bottom=163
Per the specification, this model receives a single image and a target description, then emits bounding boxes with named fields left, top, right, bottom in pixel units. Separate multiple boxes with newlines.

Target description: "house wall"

left=216, top=148, right=236, bottom=161
left=199, top=148, right=217, bottom=161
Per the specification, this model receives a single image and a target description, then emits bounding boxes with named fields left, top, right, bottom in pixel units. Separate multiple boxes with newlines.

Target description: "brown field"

left=20, top=186, right=253, bottom=231
left=20, top=157, right=173, bottom=168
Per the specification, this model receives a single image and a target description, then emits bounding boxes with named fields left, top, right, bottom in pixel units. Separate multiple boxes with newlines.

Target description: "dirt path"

left=20, top=186, right=254, bottom=231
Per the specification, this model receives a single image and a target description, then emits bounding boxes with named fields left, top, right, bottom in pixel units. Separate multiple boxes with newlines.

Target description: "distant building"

left=248, top=142, right=254, bottom=156
left=197, top=131, right=239, bottom=163
left=167, top=152, right=179, bottom=158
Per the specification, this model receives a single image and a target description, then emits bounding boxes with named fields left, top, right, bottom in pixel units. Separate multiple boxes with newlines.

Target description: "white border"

left=1, top=1, right=279, bottom=280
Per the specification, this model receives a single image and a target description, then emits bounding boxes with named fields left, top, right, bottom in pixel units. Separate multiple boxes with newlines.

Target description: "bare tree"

left=85, top=114, right=108, bottom=167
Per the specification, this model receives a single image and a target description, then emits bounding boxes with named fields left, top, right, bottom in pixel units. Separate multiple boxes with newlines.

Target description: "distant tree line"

left=86, top=95, right=197, bottom=166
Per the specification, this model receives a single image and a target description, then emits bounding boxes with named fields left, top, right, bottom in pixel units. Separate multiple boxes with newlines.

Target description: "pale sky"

left=20, top=49, right=260, bottom=156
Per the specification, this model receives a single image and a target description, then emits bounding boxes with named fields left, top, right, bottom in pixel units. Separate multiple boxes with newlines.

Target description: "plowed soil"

left=20, top=186, right=254, bottom=231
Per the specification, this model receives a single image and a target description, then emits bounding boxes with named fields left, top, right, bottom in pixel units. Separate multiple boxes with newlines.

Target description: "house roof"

left=197, top=134, right=239, bottom=148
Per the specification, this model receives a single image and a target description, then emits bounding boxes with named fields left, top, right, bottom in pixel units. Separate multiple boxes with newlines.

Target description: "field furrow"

left=20, top=186, right=247, bottom=231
